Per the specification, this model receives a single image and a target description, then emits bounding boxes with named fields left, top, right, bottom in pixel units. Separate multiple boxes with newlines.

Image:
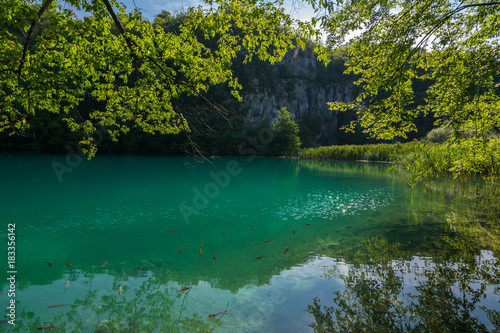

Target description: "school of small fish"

left=40, top=219, right=351, bottom=321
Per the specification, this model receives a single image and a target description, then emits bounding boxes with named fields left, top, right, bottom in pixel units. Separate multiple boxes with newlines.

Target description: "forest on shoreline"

left=2, top=1, right=499, bottom=182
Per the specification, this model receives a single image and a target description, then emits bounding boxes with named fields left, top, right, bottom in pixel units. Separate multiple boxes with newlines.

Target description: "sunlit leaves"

left=1, top=0, right=325, bottom=157
left=315, top=0, right=500, bottom=177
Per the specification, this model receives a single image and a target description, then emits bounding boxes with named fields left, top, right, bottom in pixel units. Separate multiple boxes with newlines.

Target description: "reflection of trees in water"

left=307, top=175, right=500, bottom=332
left=308, top=234, right=500, bottom=332
left=16, top=267, right=222, bottom=332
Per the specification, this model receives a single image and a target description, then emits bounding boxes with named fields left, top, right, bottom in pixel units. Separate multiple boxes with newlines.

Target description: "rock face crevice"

left=239, top=52, right=358, bottom=146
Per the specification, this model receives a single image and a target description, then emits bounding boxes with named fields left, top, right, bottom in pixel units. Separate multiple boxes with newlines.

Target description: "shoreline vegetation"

left=298, top=139, right=500, bottom=185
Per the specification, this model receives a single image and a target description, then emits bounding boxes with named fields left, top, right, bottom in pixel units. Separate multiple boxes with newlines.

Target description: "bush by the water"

left=265, top=107, right=302, bottom=156
left=426, top=127, right=453, bottom=143
left=299, top=138, right=500, bottom=183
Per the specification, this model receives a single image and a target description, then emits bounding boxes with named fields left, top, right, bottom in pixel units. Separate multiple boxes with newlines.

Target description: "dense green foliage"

left=0, top=0, right=326, bottom=157
left=309, top=0, right=500, bottom=176
left=314, top=0, right=500, bottom=139
left=3, top=0, right=499, bottom=175
left=265, top=107, right=301, bottom=156
left=0, top=8, right=363, bottom=156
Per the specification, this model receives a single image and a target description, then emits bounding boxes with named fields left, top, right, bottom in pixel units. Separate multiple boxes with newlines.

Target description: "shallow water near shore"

left=0, top=154, right=499, bottom=332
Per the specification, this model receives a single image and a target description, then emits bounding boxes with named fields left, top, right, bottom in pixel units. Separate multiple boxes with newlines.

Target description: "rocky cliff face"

left=240, top=51, right=358, bottom=146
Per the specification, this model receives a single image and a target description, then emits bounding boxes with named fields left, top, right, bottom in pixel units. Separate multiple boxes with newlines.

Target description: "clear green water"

left=0, top=154, right=499, bottom=332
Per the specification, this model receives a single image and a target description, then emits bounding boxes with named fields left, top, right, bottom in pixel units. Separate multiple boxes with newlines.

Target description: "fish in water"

left=46, top=261, right=53, bottom=268
left=169, top=227, right=180, bottom=232
left=209, top=310, right=227, bottom=318
left=338, top=238, right=345, bottom=242
left=293, top=230, right=295, bottom=234
left=47, top=304, right=72, bottom=308
left=200, top=230, right=207, bottom=232
left=220, top=232, right=228, bottom=235
left=254, top=256, right=266, bottom=260
left=263, top=239, right=272, bottom=243
left=253, top=227, right=256, bottom=231
left=65, top=262, right=73, bottom=267
left=252, top=242, right=262, bottom=246
left=100, top=261, right=108, bottom=268
left=198, top=244, right=206, bottom=247
left=199, top=248, right=203, bottom=256
left=304, top=223, right=311, bottom=226
left=176, top=247, right=186, bottom=252
left=176, top=285, right=196, bottom=292
left=283, top=247, right=290, bottom=254
left=213, top=252, right=217, bottom=260
left=36, top=323, right=65, bottom=330
left=249, top=238, right=254, bottom=241
left=64, top=280, right=69, bottom=292
left=118, top=285, right=122, bottom=296
left=346, top=227, right=352, bottom=229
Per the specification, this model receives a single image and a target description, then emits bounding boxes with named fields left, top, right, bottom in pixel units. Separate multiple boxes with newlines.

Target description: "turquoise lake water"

left=0, top=154, right=499, bottom=332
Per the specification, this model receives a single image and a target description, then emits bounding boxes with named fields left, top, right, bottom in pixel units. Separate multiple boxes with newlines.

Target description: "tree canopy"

left=0, top=0, right=325, bottom=157
left=3, top=0, right=500, bottom=177
left=315, top=0, right=500, bottom=143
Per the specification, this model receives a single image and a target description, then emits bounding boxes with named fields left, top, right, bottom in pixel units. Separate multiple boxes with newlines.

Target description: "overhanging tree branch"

left=100, top=0, right=231, bottom=126
left=18, top=0, right=54, bottom=79
left=398, top=1, right=500, bottom=72
left=384, top=0, right=500, bottom=92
